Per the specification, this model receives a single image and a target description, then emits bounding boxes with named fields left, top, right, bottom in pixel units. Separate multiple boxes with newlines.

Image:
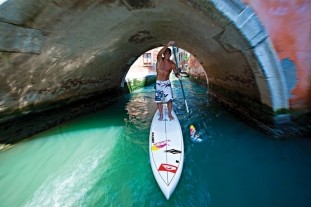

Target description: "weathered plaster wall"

left=242, top=0, right=311, bottom=112
left=188, top=55, right=208, bottom=86
left=0, top=0, right=308, bottom=142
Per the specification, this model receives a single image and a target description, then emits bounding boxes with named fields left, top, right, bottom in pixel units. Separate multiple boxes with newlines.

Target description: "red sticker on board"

left=158, top=163, right=178, bottom=173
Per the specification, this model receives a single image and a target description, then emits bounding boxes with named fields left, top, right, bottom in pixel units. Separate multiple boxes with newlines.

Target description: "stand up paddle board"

left=149, top=104, right=184, bottom=200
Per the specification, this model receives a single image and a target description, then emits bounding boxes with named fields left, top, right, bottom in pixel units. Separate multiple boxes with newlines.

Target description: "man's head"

left=165, top=48, right=172, bottom=55
left=164, top=48, right=171, bottom=59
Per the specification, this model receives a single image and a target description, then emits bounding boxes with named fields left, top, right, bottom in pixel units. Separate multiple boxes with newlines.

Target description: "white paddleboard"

left=149, top=104, right=184, bottom=200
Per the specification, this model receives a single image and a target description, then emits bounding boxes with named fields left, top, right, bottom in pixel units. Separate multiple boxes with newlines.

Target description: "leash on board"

left=172, top=45, right=189, bottom=114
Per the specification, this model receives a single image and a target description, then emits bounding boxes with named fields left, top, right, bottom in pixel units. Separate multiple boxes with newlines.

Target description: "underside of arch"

left=0, top=0, right=292, bottom=142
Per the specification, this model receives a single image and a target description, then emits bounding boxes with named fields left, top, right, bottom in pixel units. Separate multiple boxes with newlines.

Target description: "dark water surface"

left=1, top=77, right=311, bottom=207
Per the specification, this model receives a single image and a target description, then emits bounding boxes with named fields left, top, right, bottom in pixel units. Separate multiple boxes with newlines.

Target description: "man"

left=155, top=40, right=181, bottom=121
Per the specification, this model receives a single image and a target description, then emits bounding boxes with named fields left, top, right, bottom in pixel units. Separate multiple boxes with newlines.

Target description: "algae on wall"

left=125, top=75, right=156, bottom=92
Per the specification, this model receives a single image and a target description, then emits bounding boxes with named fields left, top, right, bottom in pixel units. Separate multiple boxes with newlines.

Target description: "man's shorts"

left=155, top=80, right=173, bottom=103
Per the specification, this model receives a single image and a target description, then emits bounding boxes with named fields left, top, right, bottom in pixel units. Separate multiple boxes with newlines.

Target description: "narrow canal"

left=1, top=77, right=311, bottom=207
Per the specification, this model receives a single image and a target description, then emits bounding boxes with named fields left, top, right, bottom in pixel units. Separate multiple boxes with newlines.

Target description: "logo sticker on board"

left=158, top=163, right=178, bottom=173
left=151, top=140, right=170, bottom=151
left=165, top=149, right=181, bottom=154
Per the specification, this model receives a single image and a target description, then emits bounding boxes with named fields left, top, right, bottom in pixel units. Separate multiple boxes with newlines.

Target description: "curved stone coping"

left=211, top=0, right=289, bottom=112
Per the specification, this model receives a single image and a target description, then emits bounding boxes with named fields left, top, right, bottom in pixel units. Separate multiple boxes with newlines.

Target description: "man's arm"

left=157, top=40, right=175, bottom=61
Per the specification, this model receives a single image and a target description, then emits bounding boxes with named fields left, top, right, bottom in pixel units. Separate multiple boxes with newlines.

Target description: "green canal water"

left=1, top=77, right=311, bottom=207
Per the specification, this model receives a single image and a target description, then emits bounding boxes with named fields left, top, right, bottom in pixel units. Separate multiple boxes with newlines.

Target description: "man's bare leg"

left=157, top=103, right=163, bottom=121
left=167, top=101, right=174, bottom=120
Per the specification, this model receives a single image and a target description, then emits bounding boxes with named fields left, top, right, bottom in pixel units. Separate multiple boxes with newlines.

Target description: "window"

left=143, top=53, right=152, bottom=65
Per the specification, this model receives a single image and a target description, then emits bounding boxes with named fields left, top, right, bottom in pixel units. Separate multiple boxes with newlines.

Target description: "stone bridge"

left=0, top=0, right=310, bottom=143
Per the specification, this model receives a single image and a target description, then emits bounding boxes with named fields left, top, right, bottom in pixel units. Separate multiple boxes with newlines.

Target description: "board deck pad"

left=149, top=104, right=184, bottom=199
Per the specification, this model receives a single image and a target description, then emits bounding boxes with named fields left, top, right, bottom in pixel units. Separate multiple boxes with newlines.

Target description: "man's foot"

left=158, top=114, right=163, bottom=121
left=168, top=114, right=174, bottom=121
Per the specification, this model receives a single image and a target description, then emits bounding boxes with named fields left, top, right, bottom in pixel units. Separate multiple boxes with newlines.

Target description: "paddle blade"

left=185, top=100, right=189, bottom=113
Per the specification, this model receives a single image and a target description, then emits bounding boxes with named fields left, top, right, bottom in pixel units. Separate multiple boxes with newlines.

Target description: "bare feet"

left=168, top=114, right=174, bottom=121
left=158, top=114, right=163, bottom=121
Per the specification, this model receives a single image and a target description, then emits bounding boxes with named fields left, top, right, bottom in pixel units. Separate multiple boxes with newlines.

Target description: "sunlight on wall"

left=0, top=0, right=8, bottom=6
left=125, top=48, right=159, bottom=79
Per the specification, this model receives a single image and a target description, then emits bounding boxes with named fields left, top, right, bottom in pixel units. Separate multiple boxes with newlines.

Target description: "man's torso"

left=156, top=58, right=173, bottom=81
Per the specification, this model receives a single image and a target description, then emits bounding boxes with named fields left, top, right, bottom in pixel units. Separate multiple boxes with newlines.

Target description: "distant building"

left=126, top=48, right=159, bottom=79
left=174, top=47, right=190, bottom=73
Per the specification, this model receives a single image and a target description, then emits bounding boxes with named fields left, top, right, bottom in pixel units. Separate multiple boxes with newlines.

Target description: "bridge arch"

left=0, top=0, right=291, bottom=141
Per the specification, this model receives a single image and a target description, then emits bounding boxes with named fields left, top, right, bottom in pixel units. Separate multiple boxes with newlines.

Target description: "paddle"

left=172, top=46, right=190, bottom=113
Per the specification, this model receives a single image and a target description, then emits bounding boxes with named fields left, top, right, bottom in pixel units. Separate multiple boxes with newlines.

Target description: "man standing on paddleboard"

left=155, top=40, right=181, bottom=121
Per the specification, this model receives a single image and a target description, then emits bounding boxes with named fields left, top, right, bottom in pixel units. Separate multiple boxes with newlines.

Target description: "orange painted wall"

left=242, top=0, right=311, bottom=110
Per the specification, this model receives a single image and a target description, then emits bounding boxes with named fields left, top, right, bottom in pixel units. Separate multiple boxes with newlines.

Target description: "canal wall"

left=125, top=75, right=156, bottom=93
left=242, top=0, right=311, bottom=113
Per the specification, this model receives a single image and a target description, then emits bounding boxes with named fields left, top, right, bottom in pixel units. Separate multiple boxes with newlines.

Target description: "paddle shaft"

left=173, top=46, right=189, bottom=113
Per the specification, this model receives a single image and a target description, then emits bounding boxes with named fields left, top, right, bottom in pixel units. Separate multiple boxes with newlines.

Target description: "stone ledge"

left=0, top=21, right=44, bottom=54
left=0, top=89, right=123, bottom=144
left=253, top=38, right=289, bottom=110
left=235, top=6, right=268, bottom=47
left=209, top=90, right=311, bottom=139
left=211, top=0, right=245, bottom=23
left=211, top=1, right=268, bottom=47
left=0, top=0, right=48, bottom=25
